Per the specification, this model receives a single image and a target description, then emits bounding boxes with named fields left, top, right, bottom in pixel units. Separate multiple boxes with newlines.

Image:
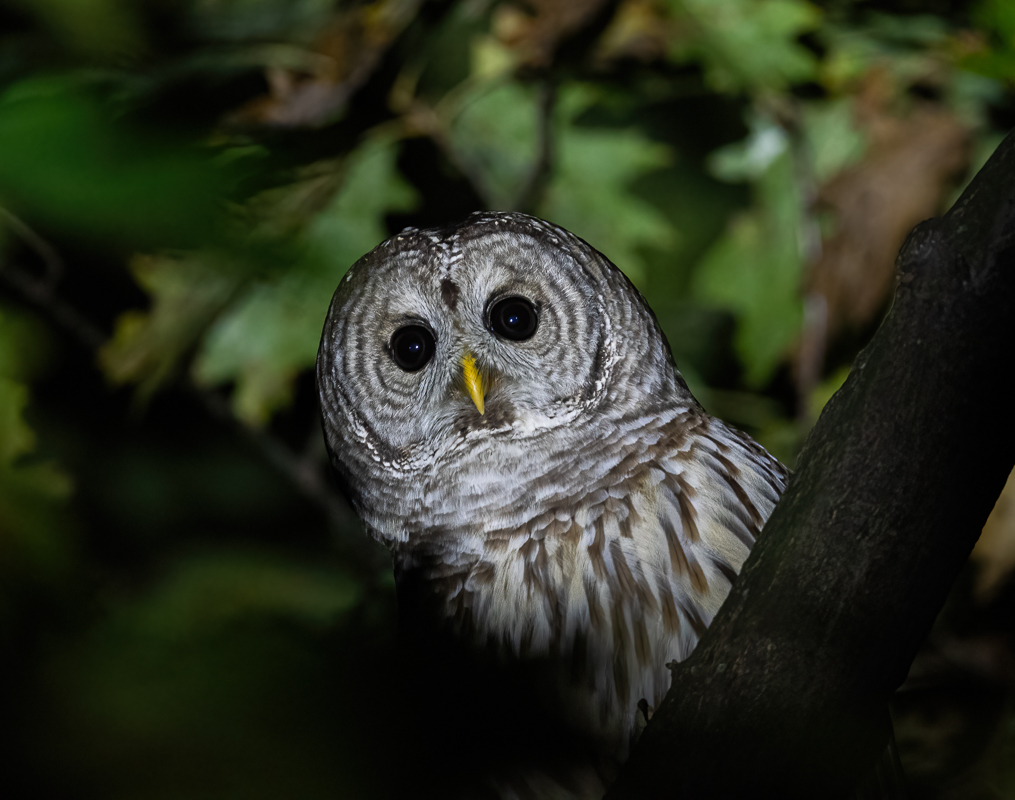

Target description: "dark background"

left=2, top=0, right=1015, bottom=797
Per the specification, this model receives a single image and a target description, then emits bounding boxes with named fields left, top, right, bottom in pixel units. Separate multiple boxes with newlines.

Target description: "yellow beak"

left=461, top=353, right=485, bottom=415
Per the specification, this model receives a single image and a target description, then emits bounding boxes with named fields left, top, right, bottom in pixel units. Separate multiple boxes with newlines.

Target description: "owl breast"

left=368, top=403, right=786, bottom=760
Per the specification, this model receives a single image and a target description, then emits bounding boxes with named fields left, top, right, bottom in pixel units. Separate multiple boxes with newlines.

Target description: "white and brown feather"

left=317, top=211, right=789, bottom=791
left=380, top=411, right=785, bottom=758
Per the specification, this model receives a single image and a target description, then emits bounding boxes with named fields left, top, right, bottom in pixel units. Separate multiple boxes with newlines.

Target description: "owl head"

left=316, top=212, right=693, bottom=531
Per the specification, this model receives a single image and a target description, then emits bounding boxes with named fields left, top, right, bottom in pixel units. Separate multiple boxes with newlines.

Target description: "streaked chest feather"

left=382, top=413, right=787, bottom=757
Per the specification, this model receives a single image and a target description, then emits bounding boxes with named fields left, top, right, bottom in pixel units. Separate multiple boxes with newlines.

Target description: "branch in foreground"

left=607, top=130, right=1015, bottom=798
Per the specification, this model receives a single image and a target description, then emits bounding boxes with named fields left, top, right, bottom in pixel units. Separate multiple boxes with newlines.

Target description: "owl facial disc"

left=317, top=211, right=687, bottom=478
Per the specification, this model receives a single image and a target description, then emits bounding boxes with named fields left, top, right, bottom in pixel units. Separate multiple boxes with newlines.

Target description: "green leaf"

left=0, top=304, right=53, bottom=383
left=819, top=14, right=949, bottom=91
left=8, top=0, right=142, bottom=58
left=193, top=136, right=417, bottom=425
left=0, top=376, right=73, bottom=576
left=973, top=0, right=1015, bottom=43
left=0, top=80, right=225, bottom=249
left=446, top=81, right=675, bottom=282
left=99, top=252, right=243, bottom=400
left=800, top=98, right=867, bottom=183
left=448, top=79, right=540, bottom=209
left=694, top=123, right=805, bottom=387
left=538, top=85, right=676, bottom=284
left=0, top=376, right=34, bottom=465
left=186, top=0, right=338, bottom=42
left=34, top=546, right=372, bottom=800
left=708, top=114, right=790, bottom=182
left=809, top=364, right=851, bottom=421
left=121, top=548, right=362, bottom=641
left=664, top=0, right=820, bottom=94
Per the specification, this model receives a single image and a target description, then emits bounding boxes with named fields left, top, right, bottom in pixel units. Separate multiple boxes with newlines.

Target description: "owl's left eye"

left=390, top=325, right=435, bottom=372
left=488, top=296, right=538, bottom=341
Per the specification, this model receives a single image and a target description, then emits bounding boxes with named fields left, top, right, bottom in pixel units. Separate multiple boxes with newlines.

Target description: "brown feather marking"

left=715, top=474, right=761, bottom=538
left=635, top=574, right=659, bottom=614
left=659, top=581, right=681, bottom=634
left=714, top=452, right=763, bottom=527
left=589, top=517, right=607, bottom=580
left=728, top=429, right=789, bottom=503
left=609, top=537, right=658, bottom=613
left=614, top=488, right=635, bottom=538
left=533, top=541, right=562, bottom=638
left=522, top=539, right=552, bottom=616
left=554, top=524, right=580, bottom=576
left=618, top=488, right=645, bottom=540
left=660, top=503, right=708, bottom=594
left=662, top=420, right=692, bottom=452
left=638, top=579, right=660, bottom=614
left=679, top=597, right=708, bottom=639
left=609, top=539, right=637, bottom=599
left=536, top=536, right=549, bottom=574
left=583, top=574, right=606, bottom=632
left=468, top=560, right=496, bottom=587
left=704, top=430, right=731, bottom=454
left=439, top=277, right=460, bottom=311
left=627, top=495, right=644, bottom=527
left=484, top=537, right=509, bottom=554
left=633, top=614, right=652, bottom=668
left=687, top=553, right=709, bottom=595
left=614, top=450, right=649, bottom=483
left=549, top=515, right=576, bottom=537
left=712, top=556, right=739, bottom=586
left=660, top=511, right=690, bottom=579
left=561, top=519, right=582, bottom=546
left=520, top=538, right=539, bottom=593
left=617, top=512, right=633, bottom=540
left=675, top=483, right=701, bottom=543
left=529, top=510, right=555, bottom=535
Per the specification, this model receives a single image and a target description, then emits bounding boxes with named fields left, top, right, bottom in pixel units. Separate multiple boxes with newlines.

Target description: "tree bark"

left=606, top=128, right=1015, bottom=799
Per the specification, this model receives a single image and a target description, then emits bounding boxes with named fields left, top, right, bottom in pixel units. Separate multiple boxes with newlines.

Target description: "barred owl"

left=317, top=212, right=788, bottom=797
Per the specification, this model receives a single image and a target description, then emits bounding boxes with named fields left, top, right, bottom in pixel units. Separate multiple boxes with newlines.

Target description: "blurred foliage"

left=2, top=0, right=1015, bottom=797
left=0, top=82, right=227, bottom=247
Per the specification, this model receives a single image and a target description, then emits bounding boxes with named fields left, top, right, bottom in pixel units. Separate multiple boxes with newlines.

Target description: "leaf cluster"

left=2, top=0, right=1015, bottom=797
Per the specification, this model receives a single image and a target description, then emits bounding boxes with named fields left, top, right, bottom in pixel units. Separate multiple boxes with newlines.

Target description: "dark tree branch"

left=607, top=130, right=1015, bottom=799
left=0, top=208, right=104, bottom=351
left=513, top=79, right=557, bottom=213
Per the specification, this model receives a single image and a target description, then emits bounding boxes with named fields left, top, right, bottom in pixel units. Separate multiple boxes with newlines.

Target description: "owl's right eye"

left=390, top=325, right=435, bottom=372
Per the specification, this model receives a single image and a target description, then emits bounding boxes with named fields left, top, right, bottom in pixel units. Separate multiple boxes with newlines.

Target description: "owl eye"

left=390, top=325, right=435, bottom=372
left=488, top=296, right=538, bottom=341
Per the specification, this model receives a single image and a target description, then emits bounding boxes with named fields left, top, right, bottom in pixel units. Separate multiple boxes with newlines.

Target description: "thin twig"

left=0, top=261, right=106, bottom=350
left=0, top=206, right=65, bottom=290
left=194, top=387, right=353, bottom=529
left=513, top=79, right=557, bottom=212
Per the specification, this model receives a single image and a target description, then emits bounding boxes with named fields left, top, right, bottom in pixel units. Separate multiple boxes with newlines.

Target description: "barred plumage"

left=317, top=211, right=788, bottom=795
